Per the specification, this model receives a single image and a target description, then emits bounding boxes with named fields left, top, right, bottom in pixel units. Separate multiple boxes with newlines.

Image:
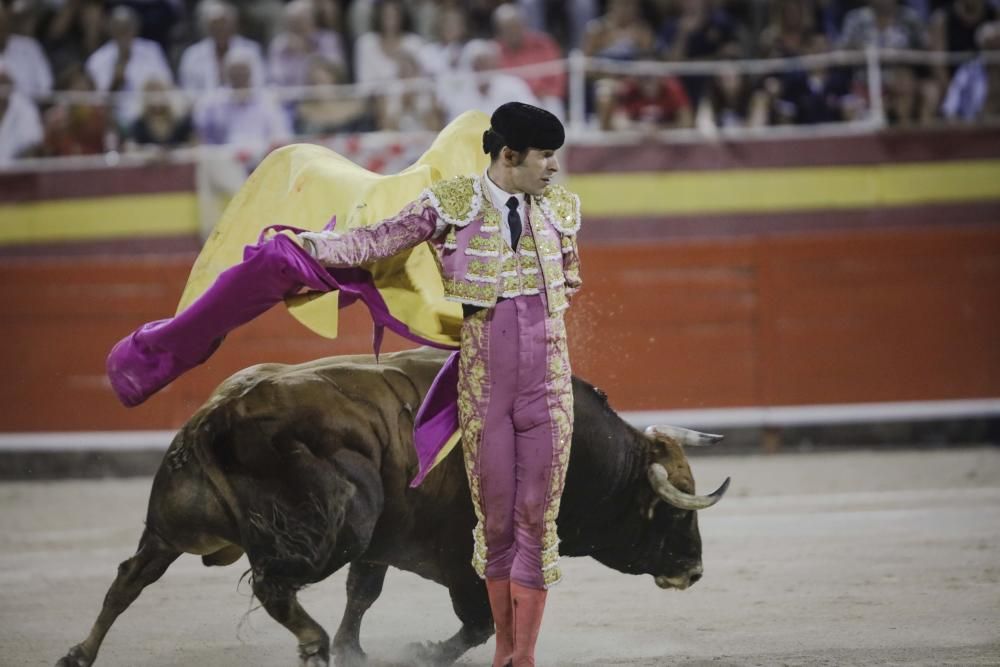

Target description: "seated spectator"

left=376, top=46, right=442, bottom=131
left=179, top=1, right=265, bottom=92
left=295, top=56, right=373, bottom=134
left=0, top=2, right=53, bottom=98
left=419, top=5, right=469, bottom=77
left=930, top=0, right=997, bottom=56
left=519, top=0, right=598, bottom=50
left=942, top=21, right=1000, bottom=122
left=840, top=0, right=940, bottom=124
left=195, top=51, right=292, bottom=149
left=840, top=0, right=928, bottom=51
left=492, top=3, right=565, bottom=119
left=115, top=0, right=180, bottom=54
left=439, top=39, right=539, bottom=122
left=582, top=0, right=655, bottom=61
left=85, top=6, right=173, bottom=124
left=766, top=34, right=857, bottom=125
left=127, top=79, right=195, bottom=149
left=696, top=66, right=769, bottom=131
left=268, top=0, right=346, bottom=87
left=0, top=65, right=44, bottom=164
left=353, top=0, right=424, bottom=85
left=41, top=64, right=108, bottom=156
left=930, top=0, right=998, bottom=89
left=759, top=0, right=824, bottom=58
left=659, top=0, right=740, bottom=61
left=596, top=74, right=692, bottom=131
left=40, top=0, right=106, bottom=78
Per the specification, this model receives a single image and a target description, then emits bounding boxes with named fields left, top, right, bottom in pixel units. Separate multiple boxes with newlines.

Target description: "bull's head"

left=641, top=425, right=729, bottom=591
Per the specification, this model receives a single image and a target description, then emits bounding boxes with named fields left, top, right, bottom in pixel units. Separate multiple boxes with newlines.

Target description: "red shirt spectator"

left=493, top=4, right=565, bottom=110
left=617, top=75, right=692, bottom=128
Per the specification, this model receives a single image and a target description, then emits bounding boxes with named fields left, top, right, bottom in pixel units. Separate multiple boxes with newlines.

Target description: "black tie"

left=506, top=196, right=522, bottom=249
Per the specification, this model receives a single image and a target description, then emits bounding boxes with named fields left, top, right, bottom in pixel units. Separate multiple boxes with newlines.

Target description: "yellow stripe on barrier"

left=568, top=159, right=1000, bottom=216
left=0, top=193, right=199, bottom=244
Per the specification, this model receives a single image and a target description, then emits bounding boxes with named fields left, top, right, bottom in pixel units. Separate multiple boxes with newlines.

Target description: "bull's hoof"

left=298, top=638, right=330, bottom=667
left=55, top=645, right=92, bottom=667
left=331, top=641, right=366, bottom=667
left=405, top=640, right=454, bottom=667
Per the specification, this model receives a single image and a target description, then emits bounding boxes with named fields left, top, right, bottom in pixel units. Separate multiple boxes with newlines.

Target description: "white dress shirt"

left=483, top=171, right=526, bottom=250
left=1, top=34, right=53, bottom=98
left=0, top=92, right=44, bottom=164
left=178, top=36, right=265, bottom=91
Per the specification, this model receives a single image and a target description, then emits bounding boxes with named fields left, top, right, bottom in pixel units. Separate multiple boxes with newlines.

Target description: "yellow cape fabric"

left=177, top=111, right=492, bottom=347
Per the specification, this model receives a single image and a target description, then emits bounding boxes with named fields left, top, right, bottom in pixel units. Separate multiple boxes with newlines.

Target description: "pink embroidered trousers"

left=459, top=294, right=573, bottom=590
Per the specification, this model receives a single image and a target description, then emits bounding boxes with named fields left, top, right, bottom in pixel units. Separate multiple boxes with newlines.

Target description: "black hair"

left=482, top=128, right=506, bottom=161
left=372, top=0, right=413, bottom=35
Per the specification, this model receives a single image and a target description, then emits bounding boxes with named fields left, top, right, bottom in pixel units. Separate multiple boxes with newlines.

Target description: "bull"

left=56, top=347, right=729, bottom=667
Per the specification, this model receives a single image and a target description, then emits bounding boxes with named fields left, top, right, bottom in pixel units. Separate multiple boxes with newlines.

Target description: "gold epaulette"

left=537, top=184, right=581, bottom=235
left=423, top=176, right=483, bottom=227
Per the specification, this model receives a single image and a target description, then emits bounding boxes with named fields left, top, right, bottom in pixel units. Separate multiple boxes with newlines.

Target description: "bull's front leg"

left=332, top=560, right=389, bottom=667
left=409, top=569, right=493, bottom=666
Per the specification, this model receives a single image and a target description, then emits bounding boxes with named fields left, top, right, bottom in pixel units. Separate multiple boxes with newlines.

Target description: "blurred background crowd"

left=1, top=0, right=999, bottom=164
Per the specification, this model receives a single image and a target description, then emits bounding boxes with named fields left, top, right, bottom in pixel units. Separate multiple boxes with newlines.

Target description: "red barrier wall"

left=2, top=224, right=998, bottom=431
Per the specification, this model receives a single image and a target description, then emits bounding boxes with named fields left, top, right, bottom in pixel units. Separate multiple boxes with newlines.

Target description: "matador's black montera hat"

left=483, top=102, right=565, bottom=154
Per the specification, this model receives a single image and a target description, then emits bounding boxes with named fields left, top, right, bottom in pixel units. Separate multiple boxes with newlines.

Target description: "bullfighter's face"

left=511, top=147, right=560, bottom=197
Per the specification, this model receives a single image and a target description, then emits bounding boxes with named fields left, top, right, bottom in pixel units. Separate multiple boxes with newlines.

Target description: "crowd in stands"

left=1, top=0, right=999, bottom=164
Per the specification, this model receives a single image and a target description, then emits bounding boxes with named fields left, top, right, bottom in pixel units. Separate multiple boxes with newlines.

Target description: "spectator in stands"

left=0, top=64, right=44, bottom=164
left=931, top=0, right=997, bottom=56
left=194, top=50, right=292, bottom=148
left=439, top=39, right=538, bottom=121
left=519, top=0, right=597, bottom=50
left=41, top=63, right=108, bottom=156
left=419, top=5, right=469, bottom=76
left=353, top=0, right=424, bottom=84
left=941, top=21, right=1000, bottom=121
left=40, top=0, right=106, bottom=78
left=695, top=65, right=769, bottom=131
left=85, top=6, right=173, bottom=124
left=930, top=0, right=998, bottom=91
left=596, top=73, right=693, bottom=130
left=582, top=0, right=655, bottom=61
left=658, top=0, right=741, bottom=61
left=492, top=3, right=566, bottom=118
left=179, top=1, right=265, bottom=92
left=114, top=0, right=181, bottom=54
left=376, top=45, right=442, bottom=131
left=294, top=56, right=374, bottom=134
left=840, top=0, right=941, bottom=124
left=268, top=0, right=346, bottom=87
left=765, top=34, right=857, bottom=125
left=840, top=0, right=929, bottom=50
left=127, top=78, right=195, bottom=149
left=759, top=0, right=825, bottom=58
left=0, top=2, right=53, bottom=98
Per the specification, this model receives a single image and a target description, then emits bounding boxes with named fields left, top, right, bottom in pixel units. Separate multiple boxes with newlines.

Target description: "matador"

left=106, top=102, right=581, bottom=667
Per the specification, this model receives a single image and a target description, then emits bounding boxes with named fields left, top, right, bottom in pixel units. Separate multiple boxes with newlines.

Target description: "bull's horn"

left=647, top=463, right=730, bottom=511
left=645, top=425, right=724, bottom=447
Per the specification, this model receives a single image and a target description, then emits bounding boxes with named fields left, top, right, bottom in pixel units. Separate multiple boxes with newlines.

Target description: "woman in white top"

left=352, top=0, right=424, bottom=84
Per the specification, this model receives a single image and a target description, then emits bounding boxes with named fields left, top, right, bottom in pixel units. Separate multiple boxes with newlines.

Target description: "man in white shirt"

left=0, top=65, right=44, bottom=164
left=439, top=39, right=539, bottom=122
left=179, top=0, right=265, bottom=92
left=85, top=6, right=173, bottom=124
left=0, top=3, right=53, bottom=99
left=194, top=50, right=292, bottom=150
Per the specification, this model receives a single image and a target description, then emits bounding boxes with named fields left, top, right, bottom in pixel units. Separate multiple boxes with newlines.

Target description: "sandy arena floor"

left=1, top=448, right=998, bottom=667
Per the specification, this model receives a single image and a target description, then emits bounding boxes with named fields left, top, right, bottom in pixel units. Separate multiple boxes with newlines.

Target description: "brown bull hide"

left=56, top=348, right=723, bottom=667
